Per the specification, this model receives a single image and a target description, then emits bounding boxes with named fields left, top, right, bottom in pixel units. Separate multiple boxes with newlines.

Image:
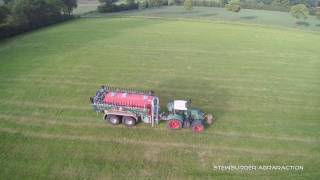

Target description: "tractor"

left=161, top=100, right=213, bottom=133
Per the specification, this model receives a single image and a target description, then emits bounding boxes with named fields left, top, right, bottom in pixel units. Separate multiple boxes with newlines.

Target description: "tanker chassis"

left=90, top=86, right=214, bottom=133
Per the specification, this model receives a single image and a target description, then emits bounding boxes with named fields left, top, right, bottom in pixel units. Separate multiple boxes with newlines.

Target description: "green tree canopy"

left=271, top=0, right=289, bottom=8
left=316, top=8, right=320, bottom=20
left=148, top=0, right=162, bottom=7
left=11, top=0, right=65, bottom=26
left=290, top=4, right=309, bottom=21
left=0, top=5, right=10, bottom=24
left=61, top=0, right=77, bottom=15
left=225, top=0, right=241, bottom=12
left=99, top=0, right=119, bottom=6
left=184, top=0, right=192, bottom=11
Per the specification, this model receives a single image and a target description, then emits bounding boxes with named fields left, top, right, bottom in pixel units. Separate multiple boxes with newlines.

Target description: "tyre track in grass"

left=0, top=126, right=317, bottom=159
left=1, top=76, right=320, bottom=96
left=0, top=114, right=319, bottom=144
left=2, top=71, right=320, bottom=85
left=2, top=92, right=320, bottom=115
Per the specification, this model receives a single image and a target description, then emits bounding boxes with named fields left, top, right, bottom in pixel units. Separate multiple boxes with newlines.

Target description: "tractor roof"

left=173, top=100, right=188, bottom=110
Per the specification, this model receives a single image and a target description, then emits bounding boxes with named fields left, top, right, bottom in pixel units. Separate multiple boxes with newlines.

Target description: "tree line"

left=98, top=0, right=170, bottom=12
left=98, top=0, right=320, bottom=25
left=98, top=0, right=319, bottom=19
left=0, top=0, right=77, bottom=39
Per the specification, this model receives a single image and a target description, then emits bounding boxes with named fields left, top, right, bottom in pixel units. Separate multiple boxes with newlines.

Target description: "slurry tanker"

left=90, top=86, right=214, bottom=133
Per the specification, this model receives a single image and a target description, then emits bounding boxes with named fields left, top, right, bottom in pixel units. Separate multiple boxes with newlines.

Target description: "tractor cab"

left=167, top=100, right=203, bottom=119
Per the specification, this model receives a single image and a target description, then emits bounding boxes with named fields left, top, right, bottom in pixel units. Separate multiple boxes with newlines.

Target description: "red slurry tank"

left=104, top=92, right=154, bottom=109
left=91, top=86, right=160, bottom=127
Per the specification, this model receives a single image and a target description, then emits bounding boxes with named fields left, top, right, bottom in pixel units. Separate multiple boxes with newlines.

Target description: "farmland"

left=86, top=6, right=320, bottom=31
left=74, top=0, right=100, bottom=14
left=0, top=8, right=320, bottom=179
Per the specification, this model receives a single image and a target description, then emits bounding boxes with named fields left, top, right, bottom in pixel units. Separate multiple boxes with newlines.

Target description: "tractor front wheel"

left=107, top=115, right=121, bottom=125
left=123, top=116, right=136, bottom=127
left=167, top=119, right=182, bottom=130
left=192, top=121, right=204, bottom=133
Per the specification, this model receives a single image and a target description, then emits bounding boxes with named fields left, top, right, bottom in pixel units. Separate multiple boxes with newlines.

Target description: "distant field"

left=74, top=0, right=100, bottom=14
left=85, top=6, right=320, bottom=31
left=0, top=16, right=319, bottom=178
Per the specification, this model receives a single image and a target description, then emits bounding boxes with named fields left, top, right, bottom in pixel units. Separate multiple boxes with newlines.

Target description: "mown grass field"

left=0, top=16, right=320, bottom=179
left=74, top=0, right=101, bottom=15
left=86, top=6, right=320, bottom=31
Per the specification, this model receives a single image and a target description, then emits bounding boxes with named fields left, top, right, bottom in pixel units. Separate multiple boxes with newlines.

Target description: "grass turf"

left=0, top=17, right=319, bottom=179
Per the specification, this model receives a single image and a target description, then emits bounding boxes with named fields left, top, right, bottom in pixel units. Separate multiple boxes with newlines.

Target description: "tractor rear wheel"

left=192, top=121, right=204, bottom=133
left=167, top=119, right=182, bottom=130
left=107, top=115, right=121, bottom=125
left=123, top=116, right=136, bottom=127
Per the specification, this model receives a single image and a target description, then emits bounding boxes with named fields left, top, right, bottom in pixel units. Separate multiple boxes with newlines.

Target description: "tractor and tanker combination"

left=90, top=86, right=214, bottom=133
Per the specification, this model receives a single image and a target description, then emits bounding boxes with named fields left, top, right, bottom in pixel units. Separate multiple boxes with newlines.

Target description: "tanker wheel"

left=107, top=115, right=121, bottom=125
left=192, top=121, right=204, bottom=133
left=167, top=119, right=182, bottom=130
left=123, top=116, right=136, bottom=127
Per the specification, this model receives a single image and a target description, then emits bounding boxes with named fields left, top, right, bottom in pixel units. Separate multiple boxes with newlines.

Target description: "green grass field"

left=0, top=15, right=320, bottom=179
left=86, top=6, right=320, bottom=31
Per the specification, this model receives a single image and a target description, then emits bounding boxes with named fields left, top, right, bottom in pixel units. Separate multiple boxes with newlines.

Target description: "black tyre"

left=107, top=115, right=121, bottom=125
left=123, top=116, right=136, bottom=127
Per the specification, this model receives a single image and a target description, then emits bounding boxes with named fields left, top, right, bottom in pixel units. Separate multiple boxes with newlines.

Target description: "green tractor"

left=161, top=100, right=214, bottom=133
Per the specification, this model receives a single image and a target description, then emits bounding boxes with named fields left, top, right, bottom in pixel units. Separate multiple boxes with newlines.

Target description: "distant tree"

left=148, top=0, right=162, bottom=7
left=126, top=0, right=137, bottom=8
left=139, top=0, right=148, bottom=9
left=168, top=0, right=175, bottom=5
left=184, top=0, right=193, bottom=10
left=289, top=0, right=308, bottom=6
left=271, top=0, right=290, bottom=8
left=0, top=5, right=10, bottom=24
left=126, top=0, right=135, bottom=5
left=99, top=0, right=119, bottom=6
left=316, top=8, right=320, bottom=20
left=98, top=0, right=119, bottom=12
left=225, top=0, right=241, bottom=12
left=11, top=0, right=65, bottom=26
left=3, top=0, right=11, bottom=5
left=219, top=0, right=228, bottom=7
left=290, top=4, right=309, bottom=21
left=260, top=0, right=273, bottom=5
left=61, top=0, right=77, bottom=15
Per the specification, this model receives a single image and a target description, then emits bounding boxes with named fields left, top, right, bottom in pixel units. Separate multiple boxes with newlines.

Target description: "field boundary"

left=81, top=13, right=320, bottom=34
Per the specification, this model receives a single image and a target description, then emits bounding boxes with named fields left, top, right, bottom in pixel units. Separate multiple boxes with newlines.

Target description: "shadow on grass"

left=240, top=16, right=257, bottom=20
left=316, top=24, right=320, bottom=27
left=296, top=21, right=310, bottom=26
